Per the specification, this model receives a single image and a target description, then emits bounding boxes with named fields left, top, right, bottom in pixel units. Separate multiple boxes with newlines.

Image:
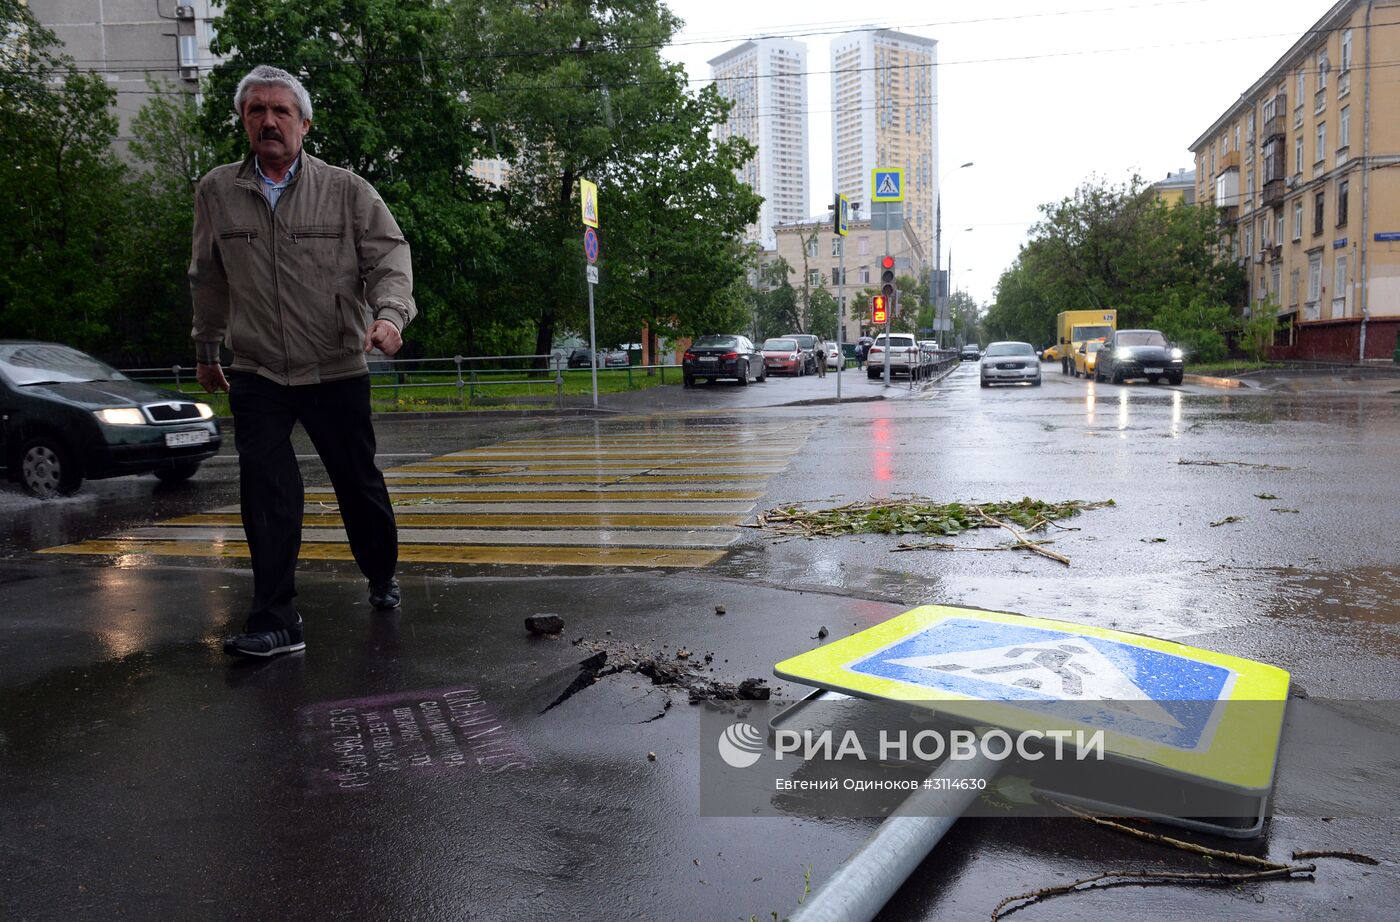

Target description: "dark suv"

left=785, top=334, right=821, bottom=374
left=1094, top=329, right=1185, bottom=385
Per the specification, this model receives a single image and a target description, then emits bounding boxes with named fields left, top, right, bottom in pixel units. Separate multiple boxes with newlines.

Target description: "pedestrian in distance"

left=814, top=341, right=827, bottom=378
left=190, top=65, right=416, bottom=659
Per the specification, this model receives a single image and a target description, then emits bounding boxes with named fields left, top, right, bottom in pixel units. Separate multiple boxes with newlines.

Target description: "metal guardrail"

left=119, top=354, right=680, bottom=408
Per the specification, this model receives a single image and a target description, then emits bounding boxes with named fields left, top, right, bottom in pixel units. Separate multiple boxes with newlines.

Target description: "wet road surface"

left=2, top=362, right=1397, bottom=920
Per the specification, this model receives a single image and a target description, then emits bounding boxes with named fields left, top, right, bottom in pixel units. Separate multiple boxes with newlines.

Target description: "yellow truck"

left=1044, top=309, right=1117, bottom=374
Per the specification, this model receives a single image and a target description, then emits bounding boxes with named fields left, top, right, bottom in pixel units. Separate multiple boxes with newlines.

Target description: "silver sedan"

left=979, top=341, right=1042, bottom=387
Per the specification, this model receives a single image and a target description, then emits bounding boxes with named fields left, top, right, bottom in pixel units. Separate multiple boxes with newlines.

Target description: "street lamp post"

left=935, top=162, right=974, bottom=337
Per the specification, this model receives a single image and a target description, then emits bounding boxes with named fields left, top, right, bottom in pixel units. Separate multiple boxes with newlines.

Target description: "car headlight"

left=196, top=403, right=215, bottom=420
left=1171, top=348, right=1184, bottom=360
left=94, top=408, right=146, bottom=426
left=1115, top=348, right=1131, bottom=360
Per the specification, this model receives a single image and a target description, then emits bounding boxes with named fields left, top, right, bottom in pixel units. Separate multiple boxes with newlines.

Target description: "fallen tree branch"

left=1292, top=850, right=1380, bottom=865
left=976, top=507, right=1071, bottom=566
left=1049, top=801, right=1283, bottom=869
left=990, top=864, right=1315, bottom=921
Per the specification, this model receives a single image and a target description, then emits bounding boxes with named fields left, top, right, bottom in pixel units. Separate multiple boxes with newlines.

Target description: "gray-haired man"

left=189, top=65, right=416, bottom=657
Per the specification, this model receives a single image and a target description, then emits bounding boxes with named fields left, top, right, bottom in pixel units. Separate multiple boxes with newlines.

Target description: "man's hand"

left=365, top=319, right=403, bottom=356
left=197, top=362, right=229, bottom=393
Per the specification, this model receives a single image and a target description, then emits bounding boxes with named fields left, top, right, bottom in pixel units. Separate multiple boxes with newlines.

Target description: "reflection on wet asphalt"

left=2, top=364, right=1399, bottom=920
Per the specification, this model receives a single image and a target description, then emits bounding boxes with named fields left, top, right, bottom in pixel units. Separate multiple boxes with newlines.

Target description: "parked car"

left=0, top=341, right=221, bottom=498
left=1094, top=329, right=1185, bottom=385
left=866, top=333, right=919, bottom=379
left=1071, top=339, right=1106, bottom=379
left=566, top=348, right=594, bottom=369
left=683, top=334, right=766, bottom=386
left=603, top=349, right=630, bottom=368
left=824, top=342, right=844, bottom=370
left=979, top=341, right=1042, bottom=388
left=785, top=333, right=821, bottom=374
left=960, top=343, right=981, bottom=361
left=760, top=338, right=805, bottom=376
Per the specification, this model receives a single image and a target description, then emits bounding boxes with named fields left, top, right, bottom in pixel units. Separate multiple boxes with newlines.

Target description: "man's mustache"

left=259, top=129, right=283, bottom=141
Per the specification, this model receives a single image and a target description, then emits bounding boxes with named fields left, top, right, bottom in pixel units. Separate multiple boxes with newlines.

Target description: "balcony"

left=1219, top=150, right=1241, bottom=173
left=1262, top=178, right=1287, bottom=207
left=1219, top=205, right=1240, bottom=225
left=1264, top=113, right=1288, bottom=142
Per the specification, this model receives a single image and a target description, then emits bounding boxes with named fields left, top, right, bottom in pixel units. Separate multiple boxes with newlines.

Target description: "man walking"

left=190, top=65, right=416, bottom=658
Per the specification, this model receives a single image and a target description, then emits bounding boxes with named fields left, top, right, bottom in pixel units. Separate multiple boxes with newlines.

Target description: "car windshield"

left=0, top=343, right=127, bottom=386
left=762, top=339, right=798, bottom=351
left=983, top=342, right=1035, bottom=357
left=693, top=335, right=738, bottom=349
left=874, top=336, right=914, bottom=346
left=1073, top=325, right=1114, bottom=342
left=1085, top=341, right=1103, bottom=353
left=1117, top=331, right=1168, bottom=347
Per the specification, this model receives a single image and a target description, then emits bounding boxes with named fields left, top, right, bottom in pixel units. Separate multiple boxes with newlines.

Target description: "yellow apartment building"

left=1152, top=169, right=1197, bottom=206
left=1191, top=0, right=1400, bottom=361
left=769, top=215, right=926, bottom=342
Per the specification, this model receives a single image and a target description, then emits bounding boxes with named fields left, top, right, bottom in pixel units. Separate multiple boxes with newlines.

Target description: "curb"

left=1183, top=373, right=1246, bottom=389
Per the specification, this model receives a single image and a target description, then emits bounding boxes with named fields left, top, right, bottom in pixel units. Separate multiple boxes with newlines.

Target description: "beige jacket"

left=189, top=152, right=416, bottom=385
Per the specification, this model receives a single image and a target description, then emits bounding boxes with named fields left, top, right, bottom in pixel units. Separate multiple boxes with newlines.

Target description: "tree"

left=0, top=0, right=127, bottom=350
left=984, top=175, right=1244, bottom=350
left=752, top=257, right=800, bottom=340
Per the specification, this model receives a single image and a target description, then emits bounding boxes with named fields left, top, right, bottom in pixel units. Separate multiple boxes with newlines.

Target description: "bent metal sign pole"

left=581, top=179, right=600, bottom=408
left=777, top=605, right=1290, bottom=922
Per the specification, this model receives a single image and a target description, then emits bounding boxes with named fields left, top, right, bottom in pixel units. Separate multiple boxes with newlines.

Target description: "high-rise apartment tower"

left=709, top=38, right=810, bottom=248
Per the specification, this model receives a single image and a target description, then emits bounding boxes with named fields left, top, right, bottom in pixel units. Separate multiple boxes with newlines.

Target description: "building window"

left=832, top=237, right=842, bottom=257
left=1313, top=191, right=1325, bottom=236
left=858, top=266, right=870, bottom=284
left=1244, top=224, right=1254, bottom=257
left=1334, top=255, right=1348, bottom=316
left=806, top=238, right=818, bottom=258
left=1290, top=268, right=1301, bottom=306
left=1337, top=178, right=1349, bottom=226
left=1339, top=105, right=1350, bottom=150
left=858, top=236, right=870, bottom=256
left=1294, top=136, right=1303, bottom=175
left=1275, top=211, right=1285, bottom=247
left=1307, top=254, right=1322, bottom=302
left=1293, top=201, right=1303, bottom=240
left=1341, top=29, right=1353, bottom=71
left=808, top=270, right=821, bottom=288
left=1315, top=121, right=1326, bottom=164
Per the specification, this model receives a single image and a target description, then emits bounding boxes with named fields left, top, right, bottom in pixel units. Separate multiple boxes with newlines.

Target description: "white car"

left=866, top=334, right=919, bottom=379
left=824, top=342, right=844, bottom=370
left=979, top=341, right=1042, bottom=387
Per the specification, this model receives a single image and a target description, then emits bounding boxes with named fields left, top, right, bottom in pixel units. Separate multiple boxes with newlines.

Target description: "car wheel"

left=1095, top=367, right=1104, bottom=383
left=756, top=364, right=767, bottom=382
left=979, top=379, right=989, bottom=388
left=1032, top=377, right=1042, bottom=387
left=867, top=368, right=878, bottom=380
left=154, top=461, right=201, bottom=484
left=1112, top=368, right=1124, bottom=384
left=19, top=435, right=82, bottom=498
left=736, top=366, right=749, bottom=386
left=1168, top=373, right=1183, bottom=385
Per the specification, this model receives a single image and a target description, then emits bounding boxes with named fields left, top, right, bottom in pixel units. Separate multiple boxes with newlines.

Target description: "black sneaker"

left=223, top=626, right=305, bottom=658
left=368, top=578, right=401, bottom=611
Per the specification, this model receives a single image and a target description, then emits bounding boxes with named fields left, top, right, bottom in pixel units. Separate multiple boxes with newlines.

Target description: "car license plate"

left=1144, top=367, right=1163, bottom=374
left=699, top=356, right=717, bottom=363
left=165, top=430, right=209, bottom=448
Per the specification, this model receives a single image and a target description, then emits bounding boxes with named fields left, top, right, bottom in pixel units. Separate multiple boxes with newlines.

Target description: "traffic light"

left=880, top=256, right=897, bottom=313
left=871, top=295, right=887, bottom=325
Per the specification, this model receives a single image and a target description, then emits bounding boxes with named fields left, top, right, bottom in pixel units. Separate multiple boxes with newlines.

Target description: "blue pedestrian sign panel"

left=774, top=605, right=1290, bottom=793
left=583, top=226, right=600, bottom=264
left=871, top=168, right=904, bottom=202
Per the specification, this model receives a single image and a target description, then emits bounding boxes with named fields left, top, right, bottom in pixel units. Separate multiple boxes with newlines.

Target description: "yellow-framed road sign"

left=580, top=178, right=599, bottom=228
left=871, top=168, right=904, bottom=202
left=774, top=605, right=1290, bottom=795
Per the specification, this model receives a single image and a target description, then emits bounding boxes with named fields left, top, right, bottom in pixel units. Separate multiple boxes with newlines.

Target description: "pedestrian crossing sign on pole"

left=774, top=605, right=1289, bottom=796
left=871, top=168, right=904, bottom=202
left=580, top=178, right=599, bottom=228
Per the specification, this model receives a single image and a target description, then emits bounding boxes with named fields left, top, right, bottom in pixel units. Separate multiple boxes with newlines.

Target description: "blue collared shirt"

left=255, top=155, right=300, bottom=211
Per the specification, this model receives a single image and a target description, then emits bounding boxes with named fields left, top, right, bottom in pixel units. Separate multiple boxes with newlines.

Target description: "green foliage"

left=806, top=288, right=839, bottom=341
left=1240, top=300, right=1280, bottom=362
left=752, top=257, right=801, bottom=340
left=0, top=0, right=127, bottom=350
left=984, top=176, right=1244, bottom=351
left=1153, top=292, right=1231, bottom=363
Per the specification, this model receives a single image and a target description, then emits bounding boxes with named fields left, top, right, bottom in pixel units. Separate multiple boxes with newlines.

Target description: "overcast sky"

left=661, top=0, right=1333, bottom=306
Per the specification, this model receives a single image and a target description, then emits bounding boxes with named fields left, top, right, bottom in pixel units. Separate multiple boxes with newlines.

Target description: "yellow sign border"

left=774, top=605, right=1290, bottom=793
left=835, top=193, right=849, bottom=236
left=871, top=168, right=904, bottom=202
left=580, top=178, right=599, bottom=228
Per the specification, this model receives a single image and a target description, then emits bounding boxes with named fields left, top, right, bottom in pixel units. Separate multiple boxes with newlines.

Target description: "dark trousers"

left=229, top=372, right=397, bottom=632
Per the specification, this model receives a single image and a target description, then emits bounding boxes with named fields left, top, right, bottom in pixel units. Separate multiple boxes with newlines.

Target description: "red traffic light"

left=881, top=255, right=895, bottom=270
